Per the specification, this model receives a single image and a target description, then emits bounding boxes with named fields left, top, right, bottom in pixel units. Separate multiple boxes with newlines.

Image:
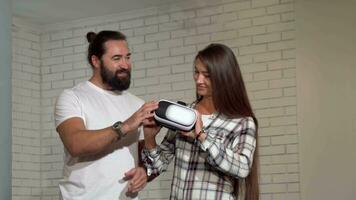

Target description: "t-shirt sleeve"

left=54, top=89, right=84, bottom=128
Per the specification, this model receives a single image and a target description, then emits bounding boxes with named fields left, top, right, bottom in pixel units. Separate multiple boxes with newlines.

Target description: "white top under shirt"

left=55, top=81, right=144, bottom=200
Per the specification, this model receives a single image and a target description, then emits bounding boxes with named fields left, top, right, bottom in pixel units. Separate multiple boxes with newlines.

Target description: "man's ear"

left=91, top=55, right=101, bottom=69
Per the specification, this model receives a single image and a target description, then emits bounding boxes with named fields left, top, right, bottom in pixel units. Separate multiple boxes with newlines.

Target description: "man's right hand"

left=122, top=101, right=159, bottom=134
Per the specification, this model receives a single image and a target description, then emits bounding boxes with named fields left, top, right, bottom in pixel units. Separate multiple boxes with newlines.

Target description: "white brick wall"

left=12, top=0, right=298, bottom=199
left=11, top=20, right=42, bottom=200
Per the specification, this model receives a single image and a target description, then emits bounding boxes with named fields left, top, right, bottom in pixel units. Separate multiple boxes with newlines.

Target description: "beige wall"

left=296, top=0, right=356, bottom=199
left=0, top=0, right=12, bottom=199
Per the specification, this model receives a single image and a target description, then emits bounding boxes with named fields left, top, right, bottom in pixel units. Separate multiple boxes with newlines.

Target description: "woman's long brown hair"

left=195, top=43, right=259, bottom=200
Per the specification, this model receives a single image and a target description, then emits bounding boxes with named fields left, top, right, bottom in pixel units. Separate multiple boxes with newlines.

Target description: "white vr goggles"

left=154, top=99, right=197, bottom=132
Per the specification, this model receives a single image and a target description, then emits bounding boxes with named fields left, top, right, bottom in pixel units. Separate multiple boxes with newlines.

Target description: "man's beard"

left=100, top=63, right=131, bottom=91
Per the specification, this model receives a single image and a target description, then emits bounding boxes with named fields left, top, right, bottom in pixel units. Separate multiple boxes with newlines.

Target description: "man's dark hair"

left=86, top=30, right=127, bottom=68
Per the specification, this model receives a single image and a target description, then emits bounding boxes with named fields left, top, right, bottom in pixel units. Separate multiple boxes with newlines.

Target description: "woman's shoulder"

left=188, top=100, right=198, bottom=108
left=217, top=115, right=256, bottom=130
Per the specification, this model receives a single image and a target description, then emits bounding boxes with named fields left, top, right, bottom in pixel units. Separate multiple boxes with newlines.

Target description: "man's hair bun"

left=86, top=32, right=96, bottom=43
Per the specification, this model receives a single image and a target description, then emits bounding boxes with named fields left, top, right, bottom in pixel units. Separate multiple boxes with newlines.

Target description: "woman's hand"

left=194, top=111, right=203, bottom=134
left=143, top=116, right=161, bottom=150
left=179, top=130, right=197, bottom=139
left=179, top=111, right=204, bottom=139
left=143, top=120, right=161, bottom=140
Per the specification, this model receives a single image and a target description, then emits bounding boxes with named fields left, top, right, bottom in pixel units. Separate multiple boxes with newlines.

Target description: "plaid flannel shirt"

left=142, top=113, right=256, bottom=200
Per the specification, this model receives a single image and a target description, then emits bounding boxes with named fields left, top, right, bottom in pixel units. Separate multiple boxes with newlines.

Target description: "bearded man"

left=54, top=30, right=158, bottom=200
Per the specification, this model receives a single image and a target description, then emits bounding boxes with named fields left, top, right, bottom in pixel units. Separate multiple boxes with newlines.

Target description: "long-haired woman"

left=143, top=43, right=259, bottom=200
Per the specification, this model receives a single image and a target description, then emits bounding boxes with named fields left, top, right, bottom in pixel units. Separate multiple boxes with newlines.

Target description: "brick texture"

left=12, top=23, right=42, bottom=199
left=12, top=0, right=298, bottom=199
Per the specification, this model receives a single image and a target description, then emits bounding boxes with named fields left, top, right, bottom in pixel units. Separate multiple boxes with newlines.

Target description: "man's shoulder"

left=63, top=81, right=92, bottom=94
left=71, top=81, right=91, bottom=92
left=122, top=91, right=144, bottom=105
left=57, top=81, right=92, bottom=101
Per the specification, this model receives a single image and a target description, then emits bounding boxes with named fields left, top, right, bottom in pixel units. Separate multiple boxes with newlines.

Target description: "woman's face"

left=193, top=58, right=212, bottom=98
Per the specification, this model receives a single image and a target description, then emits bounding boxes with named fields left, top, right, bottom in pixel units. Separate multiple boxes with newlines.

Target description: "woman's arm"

left=142, top=129, right=177, bottom=177
left=199, top=117, right=257, bottom=178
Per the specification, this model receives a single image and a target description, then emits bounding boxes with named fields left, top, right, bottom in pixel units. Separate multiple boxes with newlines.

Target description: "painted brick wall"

left=12, top=0, right=298, bottom=199
left=11, top=20, right=42, bottom=200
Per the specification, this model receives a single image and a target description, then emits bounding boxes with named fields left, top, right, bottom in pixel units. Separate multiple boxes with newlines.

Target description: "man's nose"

left=120, top=58, right=130, bottom=69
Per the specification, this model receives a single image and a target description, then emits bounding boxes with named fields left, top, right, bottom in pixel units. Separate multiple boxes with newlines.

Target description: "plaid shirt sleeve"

left=199, top=116, right=257, bottom=178
left=142, top=130, right=176, bottom=176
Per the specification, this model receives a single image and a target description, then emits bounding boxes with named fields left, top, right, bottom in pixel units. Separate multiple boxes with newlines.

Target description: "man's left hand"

left=124, top=167, right=148, bottom=193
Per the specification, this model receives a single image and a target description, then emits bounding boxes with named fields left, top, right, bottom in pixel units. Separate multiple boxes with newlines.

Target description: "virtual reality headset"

left=154, top=99, right=197, bottom=132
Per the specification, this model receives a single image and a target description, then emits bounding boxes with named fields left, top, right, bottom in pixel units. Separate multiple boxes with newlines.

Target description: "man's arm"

left=57, top=101, right=159, bottom=158
left=56, top=117, right=118, bottom=157
left=123, top=139, right=156, bottom=193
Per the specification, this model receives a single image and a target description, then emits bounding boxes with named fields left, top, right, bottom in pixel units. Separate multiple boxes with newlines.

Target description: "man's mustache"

left=116, top=69, right=130, bottom=75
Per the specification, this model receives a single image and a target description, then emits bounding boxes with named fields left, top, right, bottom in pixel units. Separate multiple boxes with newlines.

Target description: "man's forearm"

left=57, top=117, right=120, bottom=158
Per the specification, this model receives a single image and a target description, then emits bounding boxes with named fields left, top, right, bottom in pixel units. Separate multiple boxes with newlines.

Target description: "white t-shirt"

left=55, top=81, right=144, bottom=200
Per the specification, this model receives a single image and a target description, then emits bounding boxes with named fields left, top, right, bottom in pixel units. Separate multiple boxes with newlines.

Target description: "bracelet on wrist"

left=196, top=129, right=206, bottom=139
